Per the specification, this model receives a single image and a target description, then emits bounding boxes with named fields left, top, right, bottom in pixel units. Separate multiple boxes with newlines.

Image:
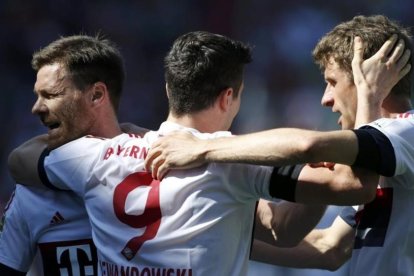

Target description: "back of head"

left=313, top=15, right=413, bottom=98
left=164, top=31, right=252, bottom=116
left=32, top=34, right=125, bottom=112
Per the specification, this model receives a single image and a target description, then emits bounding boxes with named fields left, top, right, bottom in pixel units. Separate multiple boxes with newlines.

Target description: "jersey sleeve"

left=211, top=162, right=274, bottom=202
left=43, top=136, right=106, bottom=196
left=339, top=206, right=357, bottom=228
left=365, top=117, right=414, bottom=181
left=43, top=134, right=149, bottom=196
left=199, top=131, right=275, bottom=202
left=0, top=187, right=36, bottom=272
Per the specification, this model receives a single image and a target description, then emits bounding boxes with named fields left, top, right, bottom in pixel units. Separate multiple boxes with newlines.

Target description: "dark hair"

left=32, top=34, right=125, bottom=111
left=313, top=15, right=413, bottom=97
left=164, top=31, right=252, bottom=116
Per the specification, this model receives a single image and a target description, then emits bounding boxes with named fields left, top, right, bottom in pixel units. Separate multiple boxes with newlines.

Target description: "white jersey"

left=0, top=184, right=97, bottom=275
left=342, top=111, right=414, bottom=276
left=42, top=121, right=274, bottom=276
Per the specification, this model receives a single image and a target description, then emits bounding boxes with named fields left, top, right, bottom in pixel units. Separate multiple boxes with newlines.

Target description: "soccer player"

left=0, top=185, right=97, bottom=275
left=0, top=34, right=147, bottom=275
left=145, top=16, right=414, bottom=274
left=4, top=31, right=317, bottom=275
left=8, top=30, right=407, bottom=275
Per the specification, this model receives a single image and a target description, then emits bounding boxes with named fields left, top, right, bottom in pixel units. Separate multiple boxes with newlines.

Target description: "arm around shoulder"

left=254, top=199, right=326, bottom=247
left=251, top=215, right=354, bottom=271
left=8, top=135, right=48, bottom=187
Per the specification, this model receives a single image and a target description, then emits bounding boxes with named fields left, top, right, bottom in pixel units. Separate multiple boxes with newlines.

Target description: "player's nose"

left=321, top=87, right=334, bottom=107
left=32, top=97, right=48, bottom=115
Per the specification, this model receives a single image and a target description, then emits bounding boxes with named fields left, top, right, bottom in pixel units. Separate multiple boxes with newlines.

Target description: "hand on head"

left=352, top=34, right=411, bottom=103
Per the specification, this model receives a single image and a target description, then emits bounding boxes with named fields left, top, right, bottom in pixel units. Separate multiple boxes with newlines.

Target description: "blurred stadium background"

left=1, top=0, right=413, bottom=275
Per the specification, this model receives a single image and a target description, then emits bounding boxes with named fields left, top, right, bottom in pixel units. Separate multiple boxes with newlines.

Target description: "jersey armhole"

left=339, top=206, right=356, bottom=228
left=38, top=149, right=65, bottom=191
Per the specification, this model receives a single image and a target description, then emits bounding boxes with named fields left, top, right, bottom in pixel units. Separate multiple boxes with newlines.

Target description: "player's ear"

left=165, top=83, right=171, bottom=99
left=218, top=87, right=234, bottom=112
left=91, top=82, right=107, bottom=104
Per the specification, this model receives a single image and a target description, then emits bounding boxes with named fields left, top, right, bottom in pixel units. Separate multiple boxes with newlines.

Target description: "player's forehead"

left=34, top=63, right=69, bottom=94
left=323, top=57, right=347, bottom=80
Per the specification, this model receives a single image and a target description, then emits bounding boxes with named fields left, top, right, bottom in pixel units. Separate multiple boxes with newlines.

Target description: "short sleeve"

left=0, top=188, right=35, bottom=272
left=339, top=206, right=357, bottom=228
left=366, top=117, right=414, bottom=179
left=44, top=136, right=105, bottom=196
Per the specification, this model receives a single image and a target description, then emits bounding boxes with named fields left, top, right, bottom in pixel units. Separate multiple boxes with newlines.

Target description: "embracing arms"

left=8, top=123, right=149, bottom=187
left=251, top=215, right=355, bottom=271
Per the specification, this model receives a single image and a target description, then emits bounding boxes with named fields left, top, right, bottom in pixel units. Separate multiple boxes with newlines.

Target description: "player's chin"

left=47, top=130, right=69, bottom=149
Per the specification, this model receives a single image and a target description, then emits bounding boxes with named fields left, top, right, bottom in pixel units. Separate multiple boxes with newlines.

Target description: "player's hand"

left=307, top=162, right=335, bottom=170
left=352, top=34, right=411, bottom=104
left=145, top=131, right=208, bottom=180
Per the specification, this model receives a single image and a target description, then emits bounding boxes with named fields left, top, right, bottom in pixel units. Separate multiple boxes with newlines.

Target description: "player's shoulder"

left=53, top=133, right=132, bottom=153
left=369, top=114, right=414, bottom=132
left=195, top=130, right=233, bottom=140
left=395, top=111, right=414, bottom=119
left=54, top=135, right=108, bottom=152
left=12, top=185, right=59, bottom=210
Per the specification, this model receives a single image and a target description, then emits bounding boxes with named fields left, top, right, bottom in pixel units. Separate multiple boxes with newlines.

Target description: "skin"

left=33, top=64, right=95, bottom=149
left=322, top=59, right=358, bottom=130
left=251, top=36, right=413, bottom=268
left=7, top=34, right=412, bottom=272
left=144, top=35, right=411, bottom=180
left=140, top=35, right=412, bottom=269
left=32, top=63, right=121, bottom=150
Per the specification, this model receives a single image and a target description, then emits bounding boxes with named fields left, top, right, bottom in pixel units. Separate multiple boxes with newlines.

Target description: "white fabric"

left=348, top=111, right=414, bottom=276
left=0, top=184, right=97, bottom=275
left=44, top=121, right=274, bottom=276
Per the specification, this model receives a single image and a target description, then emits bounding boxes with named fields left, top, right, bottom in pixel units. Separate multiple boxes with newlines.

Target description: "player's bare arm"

left=8, top=123, right=148, bottom=188
left=146, top=127, right=395, bottom=180
left=251, top=216, right=354, bottom=271
left=254, top=199, right=326, bottom=247
left=146, top=37, right=407, bottom=180
left=294, top=165, right=378, bottom=205
left=145, top=129, right=359, bottom=179
left=8, top=134, right=47, bottom=187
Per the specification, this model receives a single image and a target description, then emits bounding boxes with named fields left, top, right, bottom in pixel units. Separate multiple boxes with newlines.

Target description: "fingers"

left=307, top=162, right=336, bottom=169
left=351, top=36, right=365, bottom=85
left=387, top=38, right=405, bottom=65
left=379, top=35, right=410, bottom=76
left=144, top=144, right=160, bottom=172
left=396, top=49, right=411, bottom=76
left=157, top=165, right=169, bottom=181
left=399, top=63, right=411, bottom=79
left=148, top=154, right=171, bottom=180
left=152, top=155, right=166, bottom=180
left=352, top=36, right=364, bottom=65
left=388, top=37, right=411, bottom=80
left=145, top=138, right=173, bottom=180
left=376, top=34, right=398, bottom=62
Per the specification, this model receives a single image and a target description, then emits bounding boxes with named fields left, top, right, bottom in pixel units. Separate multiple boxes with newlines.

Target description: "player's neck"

left=382, top=95, right=413, bottom=118
left=167, top=111, right=228, bottom=133
left=90, top=109, right=122, bottom=138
